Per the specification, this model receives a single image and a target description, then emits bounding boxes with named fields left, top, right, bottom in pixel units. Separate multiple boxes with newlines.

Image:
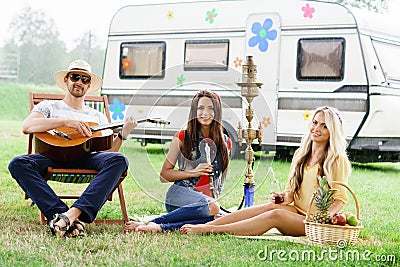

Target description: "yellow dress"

left=286, top=154, right=350, bottom=215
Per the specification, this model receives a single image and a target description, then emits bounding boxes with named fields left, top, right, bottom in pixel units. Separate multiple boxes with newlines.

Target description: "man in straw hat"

left=8, top=59, right=137, bottom=237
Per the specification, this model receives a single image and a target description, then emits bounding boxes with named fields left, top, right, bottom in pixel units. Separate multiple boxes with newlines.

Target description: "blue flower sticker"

left=248, top=18, right=277, bottom=52
left=109, top=98, right=125, bottom=120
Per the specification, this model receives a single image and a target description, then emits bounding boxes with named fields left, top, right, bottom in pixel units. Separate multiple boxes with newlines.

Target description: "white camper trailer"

left=102, top=0, right=400, bottom=162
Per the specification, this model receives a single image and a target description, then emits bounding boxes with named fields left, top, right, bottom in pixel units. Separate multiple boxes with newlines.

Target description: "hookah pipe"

left=205, top=142, right=217, bottom=199
left=195, top=138, right=246, bottom=213
left=203, top=139, right=239, bottom=214
left=194, top=138, right=216, bottom=198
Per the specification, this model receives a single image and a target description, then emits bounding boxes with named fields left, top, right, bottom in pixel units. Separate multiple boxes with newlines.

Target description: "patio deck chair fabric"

left=26, top=92, right=128, bottom=224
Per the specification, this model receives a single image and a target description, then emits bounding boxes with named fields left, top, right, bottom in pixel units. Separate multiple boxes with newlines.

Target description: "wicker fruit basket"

left=304, top=181, right=362, bottom=246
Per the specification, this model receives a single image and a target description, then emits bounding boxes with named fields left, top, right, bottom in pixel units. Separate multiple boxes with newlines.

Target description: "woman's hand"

left=270, top=191, right=284, bottom=204
left=193, top=162, right=213, bottom=176
left=270, top=191, right=294, bottom=205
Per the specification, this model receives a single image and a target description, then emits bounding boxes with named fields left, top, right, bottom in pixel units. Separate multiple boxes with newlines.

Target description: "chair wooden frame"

left=27, top=92, right=128, bottom=224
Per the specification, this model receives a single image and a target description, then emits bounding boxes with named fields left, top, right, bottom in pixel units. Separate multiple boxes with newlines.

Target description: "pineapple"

left=312, top=176, right=336, bottom=224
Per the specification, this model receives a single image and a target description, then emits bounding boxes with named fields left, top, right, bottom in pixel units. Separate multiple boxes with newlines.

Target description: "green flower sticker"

left=177, top=74, right=185, bottom=86
left=206, top=8, right=217, bottom=24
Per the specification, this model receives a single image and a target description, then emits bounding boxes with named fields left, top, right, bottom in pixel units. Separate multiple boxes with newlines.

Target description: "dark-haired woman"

left=124, top=90, right=231, bottom=233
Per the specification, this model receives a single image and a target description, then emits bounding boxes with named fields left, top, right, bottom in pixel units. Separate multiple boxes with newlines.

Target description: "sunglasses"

left=69, top=73, right=91, bottom=84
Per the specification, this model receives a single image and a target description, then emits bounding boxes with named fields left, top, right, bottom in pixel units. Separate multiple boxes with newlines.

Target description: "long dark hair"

left=181, top=90, right=229, bottom=178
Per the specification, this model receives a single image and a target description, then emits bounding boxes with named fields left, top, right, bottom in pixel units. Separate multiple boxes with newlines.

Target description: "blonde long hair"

left=289, top=106, right=351, bottom=196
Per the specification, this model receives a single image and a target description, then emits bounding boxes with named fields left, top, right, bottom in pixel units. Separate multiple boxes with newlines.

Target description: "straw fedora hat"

left=54, top=59, right=103, bottom=93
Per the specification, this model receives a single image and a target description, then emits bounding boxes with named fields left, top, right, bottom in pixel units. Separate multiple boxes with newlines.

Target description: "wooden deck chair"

left=26, top=92, right=128, bottom=224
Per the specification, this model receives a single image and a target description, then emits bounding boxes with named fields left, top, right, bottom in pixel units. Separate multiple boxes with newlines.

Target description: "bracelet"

left=117, top=131, right=127, bottom=141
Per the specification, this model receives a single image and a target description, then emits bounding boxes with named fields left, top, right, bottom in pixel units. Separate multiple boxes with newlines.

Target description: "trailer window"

left=120, top=42, right=166, bottom=79
left=297, top=38, right=345, bottom=81
left=372, top=40, right=400, bottom=82
left=184, top=40, right=229, bottom=71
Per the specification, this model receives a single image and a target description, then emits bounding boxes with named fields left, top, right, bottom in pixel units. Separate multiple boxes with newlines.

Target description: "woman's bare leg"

left=207, top=202, right=278, bottom=226
left=124, top=221, right=145, bottom=233
left=181, top=206, right=305, bottom=236
left=135, top=222, right=162, bottom=233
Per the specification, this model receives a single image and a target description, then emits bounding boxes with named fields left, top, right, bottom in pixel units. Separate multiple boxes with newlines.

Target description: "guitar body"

left=34, top=122, right=114, bottom=161
left=33, top=118, right=169, bottom=161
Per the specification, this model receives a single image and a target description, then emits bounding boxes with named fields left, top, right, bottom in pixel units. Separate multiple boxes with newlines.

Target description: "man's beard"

left=68, top=87, right=85, bottom=98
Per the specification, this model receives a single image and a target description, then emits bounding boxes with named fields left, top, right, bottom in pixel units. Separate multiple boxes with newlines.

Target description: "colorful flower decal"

left=177, top=74, right=185, bottom=86
left=206, top=8, right=217, bottom=24
left=122, top=58, right=131, bottom=70
left=262, top=117, right=271, bottom=128
left=302, top=3, right=315, bottom=19
left=233, top=57, right=243, bottom=68
left=248, top=18, right=277, bottom=52
left=167, top=11, right=174, bottom=19
left=109, top=98, right=125, bottom=120
left=303, top=109, right=311, bottom=120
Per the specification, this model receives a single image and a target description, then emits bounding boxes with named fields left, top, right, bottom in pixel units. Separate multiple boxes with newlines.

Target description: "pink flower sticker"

left=302, top=3, right=315, bottom=19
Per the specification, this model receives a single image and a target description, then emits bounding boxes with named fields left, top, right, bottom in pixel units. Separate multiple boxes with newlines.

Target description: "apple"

left=331, top=213, right=346, bottom=226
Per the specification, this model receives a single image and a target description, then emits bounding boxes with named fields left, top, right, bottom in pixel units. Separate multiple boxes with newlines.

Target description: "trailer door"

left=245, top=13, right=281, bottom=147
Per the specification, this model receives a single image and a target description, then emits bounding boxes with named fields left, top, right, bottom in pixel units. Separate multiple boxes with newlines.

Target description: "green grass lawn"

left=0, top=83, right=399, bottom=266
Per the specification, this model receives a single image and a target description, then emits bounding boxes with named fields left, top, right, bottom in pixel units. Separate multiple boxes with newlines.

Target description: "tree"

left=68, top=31, right=105, bottom=77
left=9, top=6, right=60, bottom=47
left=6, top=5, right=68, bottom=84
left=327, top=0, right=388, bottom=13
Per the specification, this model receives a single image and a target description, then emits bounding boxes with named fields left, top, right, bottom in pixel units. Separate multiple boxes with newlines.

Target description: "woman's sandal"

left=49, top=213, right=71, bottom=237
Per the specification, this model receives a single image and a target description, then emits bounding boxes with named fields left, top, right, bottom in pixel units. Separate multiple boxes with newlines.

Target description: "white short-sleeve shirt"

left=32, top=100, right=108, bottom=125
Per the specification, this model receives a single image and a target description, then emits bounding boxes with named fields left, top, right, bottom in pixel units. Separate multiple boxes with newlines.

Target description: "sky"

left=0, top=0, right=141, bottom=50
left=0, top=0, right=400, bottom=51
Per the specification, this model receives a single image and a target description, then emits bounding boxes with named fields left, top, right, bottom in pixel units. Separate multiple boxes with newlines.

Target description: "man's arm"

left=22, top=111, right=92, bottom=137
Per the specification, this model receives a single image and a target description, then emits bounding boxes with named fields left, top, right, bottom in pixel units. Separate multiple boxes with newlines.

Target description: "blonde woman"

left=181, top=106, right=351, bottom=236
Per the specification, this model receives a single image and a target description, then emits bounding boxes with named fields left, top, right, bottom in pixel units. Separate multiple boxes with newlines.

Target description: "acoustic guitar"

left=34, top=118, right=170, bottom=161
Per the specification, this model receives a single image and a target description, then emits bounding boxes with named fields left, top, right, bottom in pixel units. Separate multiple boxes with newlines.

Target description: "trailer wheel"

left=276, top=146, right=295, bottom=161
left=140, top=139, right=147, bottom=147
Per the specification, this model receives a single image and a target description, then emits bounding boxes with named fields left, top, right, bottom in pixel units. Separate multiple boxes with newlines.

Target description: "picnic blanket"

left=232, top=228, right=310, bottom=244
left=129, top=213, right=309, bottom=244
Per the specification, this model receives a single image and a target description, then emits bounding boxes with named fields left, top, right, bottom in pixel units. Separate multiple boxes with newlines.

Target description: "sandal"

left=49, top=213, right=71, bottom=237
left=68, top=221, right=86, bottom=238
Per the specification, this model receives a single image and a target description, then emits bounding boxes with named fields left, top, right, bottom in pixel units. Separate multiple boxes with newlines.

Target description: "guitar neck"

left=90, top=121, right=124, bottom=132
left=90, top=118, right=165, bottom=132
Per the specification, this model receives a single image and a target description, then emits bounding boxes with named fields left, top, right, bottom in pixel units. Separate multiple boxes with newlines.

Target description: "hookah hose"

left=198, top=138, right=246, bottom=213
left=219, top=196, right=245, bottom=214
left=219, top=160, right=256, bottom=213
